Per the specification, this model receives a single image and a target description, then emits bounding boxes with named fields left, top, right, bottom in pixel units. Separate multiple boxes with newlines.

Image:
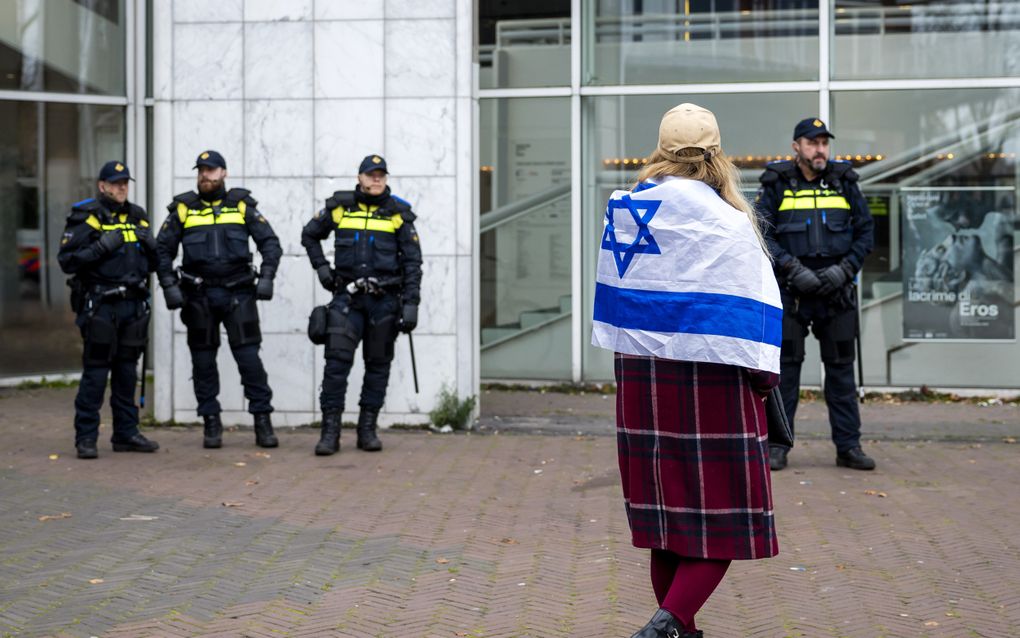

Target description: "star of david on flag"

left=600, top=194, right=662, bottom=277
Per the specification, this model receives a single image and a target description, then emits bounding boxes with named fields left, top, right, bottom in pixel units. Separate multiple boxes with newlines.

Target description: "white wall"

left=152, top=0, right=476, bottom=427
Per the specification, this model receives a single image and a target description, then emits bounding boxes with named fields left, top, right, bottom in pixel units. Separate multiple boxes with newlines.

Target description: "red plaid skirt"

left=615, top=353, right=780, bottom=560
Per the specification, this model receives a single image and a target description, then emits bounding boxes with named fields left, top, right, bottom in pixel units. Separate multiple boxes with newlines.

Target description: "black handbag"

left=765, top=386, right=794, bottom=448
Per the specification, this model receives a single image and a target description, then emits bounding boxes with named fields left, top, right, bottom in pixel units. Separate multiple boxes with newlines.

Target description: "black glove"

left=256, top=274, right=274, bottom=300
left=134, top=225, right=157, bottom=251
left=399, top=304, right=418, bottom=333
left=96, top=230, right=125, bottom=254
left=815, top=261, right=855, bottom=296
left=316, top=264, right=335, bottom=291
left=163, top=284, right=185, bottom=310
left=784, top=259, right=822, bottom=295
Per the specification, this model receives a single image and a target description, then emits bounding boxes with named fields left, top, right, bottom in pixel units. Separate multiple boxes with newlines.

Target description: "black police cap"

left=98, top=160, right=132, bottom=182
left=793, top=118, right=835, bottom=141
left=359, top=154, right=388, bottom=175
left=194, top=150, right=227, bottom=169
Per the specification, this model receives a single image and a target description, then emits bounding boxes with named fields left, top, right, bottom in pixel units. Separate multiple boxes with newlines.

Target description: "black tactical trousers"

left=777, top=292, right=862, bottom=454
left=186, top=286, right=273, bottom=416
left=320, top=292, right=400, bottom=413
left=73, top=298, right=148, bottom=445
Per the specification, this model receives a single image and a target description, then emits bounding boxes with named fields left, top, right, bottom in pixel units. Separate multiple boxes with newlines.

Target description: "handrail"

left=480, top=184, right=571, bottom=234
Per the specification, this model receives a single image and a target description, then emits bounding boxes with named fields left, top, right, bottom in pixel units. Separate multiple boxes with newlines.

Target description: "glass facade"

left=0, top=0, right=127, bottom=95
left=477, top=1, right=1020, bottom=388
left=0, top=0, right=132, bottom=378
left=480, top=97, right=572, bottom=379
left=584, top=1, right=819, bottom=85
left=478, top=0, right=571, bottom=89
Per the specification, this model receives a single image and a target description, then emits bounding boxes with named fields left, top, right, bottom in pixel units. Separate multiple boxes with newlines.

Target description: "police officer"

left=757, top=118, right=876, bottom=471
left=58, top=161, right=160, bottom=459
left=156, top=151, right=282, bottom=449
left=301, top=154, right=423, bottom=455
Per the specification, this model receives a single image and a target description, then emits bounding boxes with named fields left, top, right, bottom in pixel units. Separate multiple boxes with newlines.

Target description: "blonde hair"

left=635, top=147, right=769, bottom=255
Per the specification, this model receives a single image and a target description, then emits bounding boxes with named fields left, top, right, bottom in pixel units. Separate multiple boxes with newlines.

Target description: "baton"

left=139, top=343, right=148, bottom=408
left=407, top=332, right=419, bottom=394
left=854, top=284, right=865, bottom=403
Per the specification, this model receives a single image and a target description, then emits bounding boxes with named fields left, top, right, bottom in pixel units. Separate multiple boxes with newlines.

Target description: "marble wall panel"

left=315, top=1, right=384, bottom=20
left=172, top=101, right=244, bottom=178
left=244, top=100, right=314, bottom=177
left=314, top=21, right=384, bottom=99
left=417, top=255, right=456, bottom=335
left=385, top=0, right=456, bottom=19
left=244, top=22, right=314, bottom=99
left=257, top=255, right=314, bottom=334
left=174, top=0, right=242, bottom=23
left=381, top=334, right=457, bottom=421
left=314, top=100, right=385, bottom=176
left=384, top=98, right=456, bottom=176
left=241, top=178, right=317, bottom=256
left=173, top=23, right=243, bottom=100
left=384, top=19, right=456, bottom=98
left=259, top=334, right=316, bottom=413
left=244, top=0, right=313, bottom=22
left=386, top=176, right=457, bottom=257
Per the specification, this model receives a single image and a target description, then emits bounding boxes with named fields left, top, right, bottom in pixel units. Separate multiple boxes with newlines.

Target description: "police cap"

left=98, top=160, right=133, bottom=183
left=793, top=118, right=835, bottom=141
left=194, top=150, right=227, bottom=169
left=358, top=154, right=388, bottom=175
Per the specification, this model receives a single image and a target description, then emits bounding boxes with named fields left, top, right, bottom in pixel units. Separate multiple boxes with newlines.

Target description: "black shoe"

left=630, top=608, right=691, bottom=638
left=356, top=407, right=382, bottom=452
left=769, top=446, right=788, bottom=471
left=315, top=410, right=342, bottom=456
left=837, top=446, right=876, bottom=471
left=76, top=440, right=98, bottom=459
left=203, top=414, right=223, bottom=449
left=253, top=413, right=278, bottom=448
left=111, top=433, right=160, bottom=453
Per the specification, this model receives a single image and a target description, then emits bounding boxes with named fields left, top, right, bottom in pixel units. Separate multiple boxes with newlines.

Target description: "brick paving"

left=1, top=386, right=1019, bottom=637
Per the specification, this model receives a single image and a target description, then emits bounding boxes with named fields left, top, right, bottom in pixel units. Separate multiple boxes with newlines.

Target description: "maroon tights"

left=649, top=549, right=731, bottom=632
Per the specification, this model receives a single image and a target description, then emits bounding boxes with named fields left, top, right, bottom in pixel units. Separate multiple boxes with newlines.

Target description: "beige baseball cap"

left=657, top=103, right=721, bottom=163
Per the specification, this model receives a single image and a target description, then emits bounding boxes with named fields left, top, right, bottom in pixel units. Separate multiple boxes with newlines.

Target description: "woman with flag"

left=591, top=104, right=783, bottom=638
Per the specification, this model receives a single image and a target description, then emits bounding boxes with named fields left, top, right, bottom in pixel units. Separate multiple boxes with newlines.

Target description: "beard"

left=198, top=177, right=224, bottom=195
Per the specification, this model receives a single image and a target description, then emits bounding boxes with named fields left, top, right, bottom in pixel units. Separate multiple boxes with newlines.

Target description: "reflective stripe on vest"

left=330, top=202, right=404, bottom=234
left=778, top=189, right=850, bottom=212
left=86, top=213, right=148, bottom=242
left=178, top=200, right=248, bottom=228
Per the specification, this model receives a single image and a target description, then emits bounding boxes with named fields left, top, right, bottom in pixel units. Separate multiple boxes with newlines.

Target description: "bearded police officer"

left=58, top=161, right=160, bottom=459
left=156, top=150, right=282, bottom=449
left=757, top=118, right=876, bottom=471
left=301, top=155, right=423, bottom=455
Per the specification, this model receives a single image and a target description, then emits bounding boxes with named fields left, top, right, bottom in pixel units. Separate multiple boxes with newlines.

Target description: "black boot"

left=769, top=445, right=788, bottom=471
left=253, top=413, right=278, bottom=448
left=356, top=407, right=382, bottom=452
left=315, top=410, right=342, bottom=456
left=630, top=608, right=693, bottom=638
left=76, top=439, right=98, bottom=459
left=111, top=433, right=160, bottom=453
left=836, top=446, right=876, bottom=470
left=203, top=414, right=223, bottom=449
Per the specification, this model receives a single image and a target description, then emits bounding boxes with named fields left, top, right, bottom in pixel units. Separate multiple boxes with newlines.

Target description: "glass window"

left=0, top=100, right=125, bottom=376
left=583, top=1, right=819, bottom=86
left=480, top=97, right=571, bottom=379
left=832, top=88, right=1019, bottom=301
left=582, top=92, right=819, bottom=379
left=0, top=0, right=127, bottom=95
left=833, top=1, right=1020, bottom=80
left=478, top=0, right=571, bottom=90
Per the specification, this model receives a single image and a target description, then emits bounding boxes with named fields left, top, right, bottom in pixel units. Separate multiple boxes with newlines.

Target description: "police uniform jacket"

left=756, top=160, right=874, bottom=274
left=156, top=188, right=282, bottom=285
left=57, top=196, right=156, bottom=288
left=301, top=186, right=423, bottom=305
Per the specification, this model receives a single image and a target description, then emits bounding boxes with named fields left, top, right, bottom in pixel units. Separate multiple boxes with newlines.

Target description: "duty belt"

left=178, top=267, right=256, bottom=289
left=344, top=276, right=402, bottom=296
left=90, top=281, right=148, bottom=300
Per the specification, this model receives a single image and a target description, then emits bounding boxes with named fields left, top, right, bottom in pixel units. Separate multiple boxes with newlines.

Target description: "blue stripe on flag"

left=593, top=283, right=782, bottom=347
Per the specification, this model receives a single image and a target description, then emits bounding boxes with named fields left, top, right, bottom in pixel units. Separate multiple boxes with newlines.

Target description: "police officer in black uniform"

left=301, top=154, right=423, bottom=455
left=58, top=161, right=160, bottom=459
left=757, top=118, right=876, bottom=471
left=156, top=151, right=282, bottom=449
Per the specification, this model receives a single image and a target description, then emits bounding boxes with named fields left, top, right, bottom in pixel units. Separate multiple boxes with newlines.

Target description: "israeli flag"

left=592, top=176, right=783, bottom=373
